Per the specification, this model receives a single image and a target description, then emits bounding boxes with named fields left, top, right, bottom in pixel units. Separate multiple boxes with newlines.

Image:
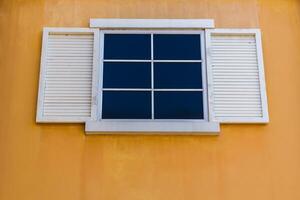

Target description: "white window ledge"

left=90, top=18, right=214, bottom=29
left=85, top=121, right=220, bottom=134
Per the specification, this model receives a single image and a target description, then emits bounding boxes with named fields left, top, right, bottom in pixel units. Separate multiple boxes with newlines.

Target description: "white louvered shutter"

left=206, top=29, right=269, bottom=123
left=36, top=28, right=99, bottom=122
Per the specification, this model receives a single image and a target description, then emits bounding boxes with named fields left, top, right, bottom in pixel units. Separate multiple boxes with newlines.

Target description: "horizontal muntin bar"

left=102, top=88, right=204, bottom=91
left=103, top=59, right=202, bottom=63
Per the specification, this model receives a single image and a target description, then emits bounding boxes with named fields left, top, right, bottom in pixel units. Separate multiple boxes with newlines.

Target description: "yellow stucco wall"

left=0, top=0, right=300, bottom=199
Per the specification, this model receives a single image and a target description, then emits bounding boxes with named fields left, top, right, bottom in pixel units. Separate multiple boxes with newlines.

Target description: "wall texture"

left=0, top=0, right=300, bottom=199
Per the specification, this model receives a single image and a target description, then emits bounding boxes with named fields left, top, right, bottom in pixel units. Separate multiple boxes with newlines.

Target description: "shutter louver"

left=206, top=29, right=269, bottom=123
left=37, top=28, right=99, bottom=122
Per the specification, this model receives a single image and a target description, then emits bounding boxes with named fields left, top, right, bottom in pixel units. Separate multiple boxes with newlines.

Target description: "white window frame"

left=86, top=29, right=220, bottom=133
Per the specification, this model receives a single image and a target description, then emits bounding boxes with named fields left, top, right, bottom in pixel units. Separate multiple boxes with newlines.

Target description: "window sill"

left=85, top=120, right=220, bottom=134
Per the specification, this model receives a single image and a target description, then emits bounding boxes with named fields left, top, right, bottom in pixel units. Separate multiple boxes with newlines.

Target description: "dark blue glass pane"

left=154, top=34, right=201, bottom=60
left=103, top=62, right=151, bottom=88
left=104, top=34, right=151, bottom=60
left=154, top=62, right=202, bottom=89
left=154, top=91, right=204, bottom=119
left=102, top=91, right=151, bottom=119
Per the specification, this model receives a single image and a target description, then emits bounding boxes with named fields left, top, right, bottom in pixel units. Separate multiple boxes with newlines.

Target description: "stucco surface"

left=0, top=0, right=300, bottom=199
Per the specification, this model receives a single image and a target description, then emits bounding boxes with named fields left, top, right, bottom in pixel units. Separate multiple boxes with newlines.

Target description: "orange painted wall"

left=0, top=0, right=300, bottom=199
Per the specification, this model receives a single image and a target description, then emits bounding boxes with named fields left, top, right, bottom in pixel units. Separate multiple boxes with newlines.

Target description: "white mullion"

left=151, top=33, right=154, bottom=120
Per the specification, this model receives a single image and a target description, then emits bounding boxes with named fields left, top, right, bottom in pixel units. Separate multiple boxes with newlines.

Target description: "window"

left=36, top=19, right=269, bottom=134
left=100, top=31, right=206, bottom=121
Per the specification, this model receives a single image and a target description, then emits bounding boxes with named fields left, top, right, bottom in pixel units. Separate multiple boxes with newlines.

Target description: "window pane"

left=104, top=34, right=151, bottom=60
left=103, top=62, right=151, bottom=88
left=154, top=34, right=201, bottom=60
left=102, top=91, right=151, bottom=119
left=154, top=62, right=202, bottom=89
left=154, top=91, right=204, bottom=119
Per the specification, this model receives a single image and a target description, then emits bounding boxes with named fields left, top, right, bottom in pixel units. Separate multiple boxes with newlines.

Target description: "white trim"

left=200, top=30, right=209, bottom=122
left=99, top=30, right=206, bottom=34
left=97, top=31, right=105, bottom=120
left=85, top=121, right=220, bottom=134
left=91, top=29, right=100, bottom=121
left=37, top=117, right=91, bottom=123
left=36, top=27, right=98, bottom=123
left=90, top=19, right=215, bottom=29
left=255, top=30, right=269, bottom=123
left=204, top=29, right=215, bottom=122
left=36, top=28, right=49, bottom=122
left=205, top=28, right=269, bottom=123
left=207, top=28, right=261, bottom=34
left=43, top=27, right=94, bottom=33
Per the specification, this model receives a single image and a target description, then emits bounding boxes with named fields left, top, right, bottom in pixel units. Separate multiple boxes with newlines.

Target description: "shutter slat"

left=44, top=98, right=91, bottom=101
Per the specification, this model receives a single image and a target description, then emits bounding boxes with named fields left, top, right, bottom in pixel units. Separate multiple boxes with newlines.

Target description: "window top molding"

left=90, top=18, right=215, bottom=29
